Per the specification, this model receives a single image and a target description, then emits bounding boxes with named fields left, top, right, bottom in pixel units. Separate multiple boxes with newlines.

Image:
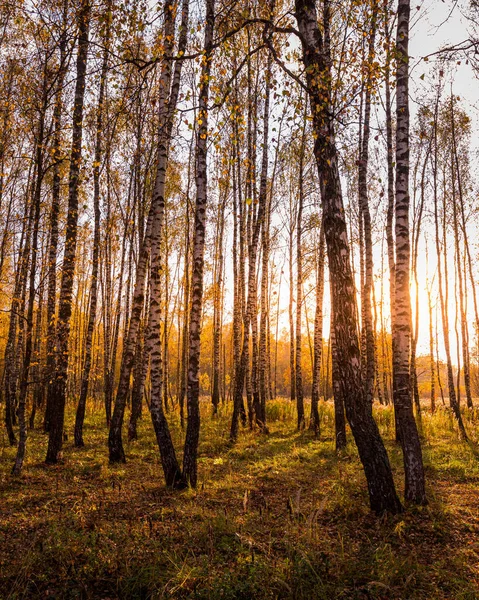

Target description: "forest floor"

left=1, top=399, right=479, bottom=600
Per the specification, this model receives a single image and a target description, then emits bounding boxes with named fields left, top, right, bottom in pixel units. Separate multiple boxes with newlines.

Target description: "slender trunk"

left=331, top=310, right=347, bottom=451
left=410, top=148, right=429, bottom=417
left=257, top=54, right=272, bottom=432
left=163, top=216, right=170, bottom=414
left=3, top=199, right=30, bottom=446
left=75, top=8, right=110, bottom=446
left=310, top=223, right=325, bottom=435
left=230, top=55, right=268, bottom=441
left=273, top=263, right=283, bottom=400
left=231, top=117, right=241, bottom=428
left=372, top=281, right=383, bottom=404
left=30, top=260, right=46, bottom=429
left=248, top=51, right=260, bottom=430
left=102, top=202, right=113, bottom=425
left=427, top=282, right=436, bottom=413
left=128, top=315, right=146, bottom=440
left=450, top=97, right=473, bottom=410
left=12, top=117, right=45, bottom=475
left=128, top=94, right=148, bottom=440
left=288, top=215, right=295, bottom=404
left=295, top=112, right=306, bottom=430
left=12, top=73, right=48, bottom=471
left=212, top=182, right=227, bottom=415
left=44, top=0, right=69, bottom=433
left=379, top=246, right=390, bottom=405
left=179, top=133, right=194, bottom=427
left=358, top=1, right=378, bottom=405
left=182, top=0, right=215, bottom=487
left=46, top=0, right=90, bottom=464
left=432, top=91, right=467, bottom=439
left=384, top=0, right=400, bottom=441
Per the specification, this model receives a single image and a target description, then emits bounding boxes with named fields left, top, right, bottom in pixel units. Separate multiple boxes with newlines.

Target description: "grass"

left=1, top=398, right=479, bottom=599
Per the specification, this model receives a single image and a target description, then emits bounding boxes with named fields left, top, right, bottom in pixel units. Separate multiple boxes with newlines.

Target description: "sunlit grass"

left=1, top=398, right=478, bottom=598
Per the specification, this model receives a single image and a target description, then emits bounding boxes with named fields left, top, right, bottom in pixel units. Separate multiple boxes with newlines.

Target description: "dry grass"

left=1, top=398, right=479, bottom=599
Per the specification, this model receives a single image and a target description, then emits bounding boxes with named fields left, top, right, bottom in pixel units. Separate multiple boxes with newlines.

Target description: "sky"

left=210, top=1, right=478, bottom=367
left=268, top=0, right=479, bottom=364
left=409, top=0, right=479, bottom=361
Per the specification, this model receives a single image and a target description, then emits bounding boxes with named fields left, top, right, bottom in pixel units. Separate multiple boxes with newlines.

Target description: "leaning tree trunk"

left=457, top=117, right=479, bottom=374
left=295, top=0, right=402, bottom=514
left=392, top=0, right=426, bottom=505
left=142, top=0, right=185, bottom=487
left=3, top=198, right=30, bottom=446
left=182, top=0, right=215, bottom=487
left=45, top=0, right=90, bottom=464
left=12, top=99, right=45, bottom=474
left=108, top=0, right=190, bottom=464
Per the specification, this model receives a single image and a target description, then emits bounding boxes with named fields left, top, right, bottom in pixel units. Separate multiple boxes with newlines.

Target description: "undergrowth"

left=1, top=398, right=478, bottom=599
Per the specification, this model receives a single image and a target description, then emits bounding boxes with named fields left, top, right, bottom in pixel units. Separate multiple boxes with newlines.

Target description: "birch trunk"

left=108, top=0, right=190, bottom=465
left=44, top=0, right=69, bottom=433
left=432, top=92, right=468, bottom=439
left=182, top=0, right=215, bottom=486
left=393, top=0, right=426, bottom=504
left=295, top=0, right=402, bottom=514
left=384, top=0, right=400, bottom=439
left=256, top=53, right=272, bottom=432
left=212, top=184, right=226, bottom=415
left=310, top=223, right=325, bottom=436
left=450, top=98, right=473, bottom=410
left=3, top=199, right=30, bottom=446
left=75, top=7, right=110, bottom=446
left=12, top=91, right=45, bottom=474
left=330, top=310, right=346, bottom=451
left=427, top=279, right=436, bottom=413
left=46, top=0, right=90, bottom=464
left=230, top=59, right=268, bottom=440
left=295, top=115, right=306, bottom=430
left=142, top=1, right=183, bottom=486
left=289, top=218, right=295, bottom=404
left=358, top=2, right=377, bottom=406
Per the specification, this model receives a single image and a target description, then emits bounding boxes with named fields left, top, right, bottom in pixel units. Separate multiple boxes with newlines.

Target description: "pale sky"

left=409, top=0, right=478, bottom=362
left=217, top=1, right=479, bottom=366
